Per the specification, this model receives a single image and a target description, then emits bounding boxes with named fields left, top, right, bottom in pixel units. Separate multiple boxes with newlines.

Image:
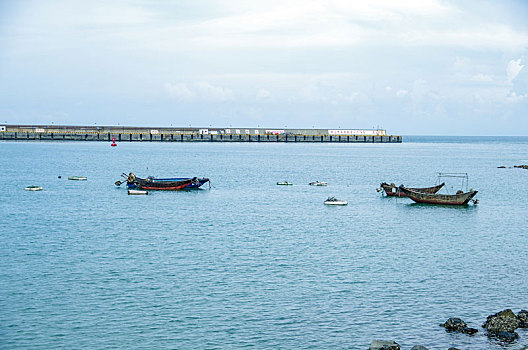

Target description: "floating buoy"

left=111, top=136, right=117, bottom=147
left=58, top=176, right=62, bottom=179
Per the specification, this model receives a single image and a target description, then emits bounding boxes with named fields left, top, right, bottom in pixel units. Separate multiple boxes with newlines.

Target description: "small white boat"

left=68, top=176, right=87, bottom=181
left=25, top=186, right=43, bottom=191
left=309, top=181, right=328, bottom=186
left=324, top=197, right=347, bottom=205
left=128, top=189, right=148, bottom=195
left=277, top=181, right=293, bottom=185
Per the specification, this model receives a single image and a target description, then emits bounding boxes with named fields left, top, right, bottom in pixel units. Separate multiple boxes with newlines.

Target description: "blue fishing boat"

left=115, top=173, right=210, bottom=190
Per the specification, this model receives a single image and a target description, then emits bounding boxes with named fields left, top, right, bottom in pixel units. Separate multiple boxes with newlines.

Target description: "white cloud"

left=471, top=74, right=493, bottom=82
left=164, top=83, right=195, bottom=100
left=91, top=3, right=155, bottom=26
left=92, top=1, right=528, bottom=51
left=194, top=82, right=234, bottom=101
left=340, top=92, right=360, bottom=103
left=396, top=89, right=408, bottom=97
left=507, top=58, right=524, bottom=83
left=506, top=91, right=527, bottom=103
left=164, top=82, right=233, bottom=102
left=256, top=89, right=271, bottom=101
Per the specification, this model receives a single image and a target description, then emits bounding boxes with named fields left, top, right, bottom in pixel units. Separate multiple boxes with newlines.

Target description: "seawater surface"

left=1, top=138, right=527, bottom=349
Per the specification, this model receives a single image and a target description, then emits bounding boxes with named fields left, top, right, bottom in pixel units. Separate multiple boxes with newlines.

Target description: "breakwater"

left=0, top=124, right=402, bottom=143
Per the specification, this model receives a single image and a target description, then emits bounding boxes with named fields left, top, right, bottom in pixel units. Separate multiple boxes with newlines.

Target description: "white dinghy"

left=128, top=189, right=148, bottom=195
left=324, top=197, right=347, bottom=205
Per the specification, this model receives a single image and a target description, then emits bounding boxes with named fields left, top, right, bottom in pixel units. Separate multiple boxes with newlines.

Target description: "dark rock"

left=369, top=340, right=400, bottom=350
left=517, top=310, right=528, bottom=328
left=498, top=309, right=517, bottom=318
left=493, top=331, right=519, bottom=342
left=461, top=327, right=478, bottom=335
left=483, top=309, right=520, bottom=333
left=440, top=318, right=467, bottom=331
left=440, top=317, right=477, bottom=334
left=514, top=165, right=528, bottom=170
left=410, top=346, right=429, bottom=350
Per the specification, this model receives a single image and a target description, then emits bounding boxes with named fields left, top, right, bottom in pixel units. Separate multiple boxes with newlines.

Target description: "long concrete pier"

left=0, top=124, right=402, bottom=143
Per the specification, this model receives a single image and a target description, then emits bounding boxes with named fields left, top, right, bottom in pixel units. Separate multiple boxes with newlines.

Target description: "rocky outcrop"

left=410, top=346, right=429, bottom=350
left=440, top=318, right=478, bottom=334
left=498, top=165, right=528, bottom=169
left=493, top=331, right=518, bottom=342
left=482, top=309, right=520, bottom=340
left=517, top=310, right=528, bottom=328
left=369, top=340, right=400, bottom=350
left=367, top=308, right=528, bottom=349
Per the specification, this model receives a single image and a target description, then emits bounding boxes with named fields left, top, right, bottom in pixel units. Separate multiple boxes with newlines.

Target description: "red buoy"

left=111, top=136, right=117, bottom=147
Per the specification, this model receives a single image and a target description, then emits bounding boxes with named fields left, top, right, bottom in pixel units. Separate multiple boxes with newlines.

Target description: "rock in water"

left=493, top=331, right=519, bottom=342
left=517, top=310, right=528, bottom=328
left=369, top=340, right=400, bottom=350
left=410, top=346, right=429, bottom=350
left=440, top=318, right=478, bottom=334
left=482, top=309, right=520, bottom=333
left=440, top=318, right=467, bottom=331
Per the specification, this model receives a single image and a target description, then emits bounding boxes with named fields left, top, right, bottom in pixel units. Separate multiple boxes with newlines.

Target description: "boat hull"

left=398, top=186, right=478, bottom=205
left=68, top=176, right=87, bottom=181
left=309, top=182, right=327, bottom=186
left=128, top=189, right=148, bottom=195
left=381, top=182, right=444, bottom=197
left=136, top=178, right=192, bottom=190
left=324, top=201, right=348, bottom=205
left=126, top=176, right=209, bottom=190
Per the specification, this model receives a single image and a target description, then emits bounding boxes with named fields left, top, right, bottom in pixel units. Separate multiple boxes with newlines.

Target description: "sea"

left=1, top=136, right=527, bottom=349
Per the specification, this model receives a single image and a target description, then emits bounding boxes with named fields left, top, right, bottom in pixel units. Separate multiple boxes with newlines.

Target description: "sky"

left=0, top=0, right=527, bottom=135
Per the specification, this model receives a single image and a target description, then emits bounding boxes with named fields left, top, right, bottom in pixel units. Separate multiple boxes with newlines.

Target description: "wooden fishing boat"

left=136, top=176, right=209, bottom=189
left=398, top=186, right=478, bottom=205
left=116, top=172, right=208, bottom=190
left=379, top=182, right=444, bottom=197
left=324, top=197, right=348, bottom=205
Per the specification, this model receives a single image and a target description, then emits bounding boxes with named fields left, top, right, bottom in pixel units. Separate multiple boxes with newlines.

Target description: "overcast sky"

left=1, top=0, right=527, bottom=135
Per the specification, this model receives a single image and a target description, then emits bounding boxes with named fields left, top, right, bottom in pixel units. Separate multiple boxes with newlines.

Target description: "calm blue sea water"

left=1, top=138, right=527, bottom=349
